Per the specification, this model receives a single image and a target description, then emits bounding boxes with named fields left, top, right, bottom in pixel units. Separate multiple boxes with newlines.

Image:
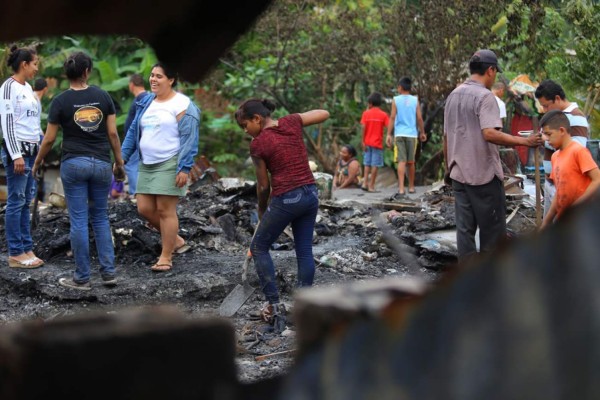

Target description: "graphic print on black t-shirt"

left=74, top=105, right=103, bottom=132
left=47, top=86, right=116, bottom=162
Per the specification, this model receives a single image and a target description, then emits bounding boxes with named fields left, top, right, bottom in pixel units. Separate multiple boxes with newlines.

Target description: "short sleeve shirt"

left=48, top=86, right=116, bottom=162
left=139, top=92, right=190, bottom=164
left=361, top=107, right=389, bottom=149
left=250, top=114, right=315, bottom=196
left=550, top=141, right=598, bottom=219
left=543, top=104, right=589, bottom=162
left=495, top=96, right=507, bottom=119
left=444, top=79, right=503, bottom=185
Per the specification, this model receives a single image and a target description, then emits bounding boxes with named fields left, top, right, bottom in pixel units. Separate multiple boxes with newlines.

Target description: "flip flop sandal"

left=151, top=263, right=172, bottom=272
left=32, top=257, right=45, bottom=266
left=174, top=243, right=191, bottom=254
left=408, top=189, right=416, bottom=194
left=9, top=258, right=44, bottom=269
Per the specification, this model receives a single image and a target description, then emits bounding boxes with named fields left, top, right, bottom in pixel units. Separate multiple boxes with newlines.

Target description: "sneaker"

left=101, top=274, right=118, bottom=287
left=58, top=277, right=91, bottom=291
left=272, top=305, right=288, bottom=334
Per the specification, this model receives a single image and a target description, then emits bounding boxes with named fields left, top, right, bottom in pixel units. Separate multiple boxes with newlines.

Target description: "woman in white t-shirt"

left=121, top=63, right=200, bottom=272
left=0, top=45, right=44, bottom=269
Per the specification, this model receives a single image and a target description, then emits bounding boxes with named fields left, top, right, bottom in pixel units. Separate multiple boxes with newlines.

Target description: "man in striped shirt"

left=535, top=80, right=589, bottom=217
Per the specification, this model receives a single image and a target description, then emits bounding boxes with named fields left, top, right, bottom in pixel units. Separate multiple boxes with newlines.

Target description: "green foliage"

left=493, top=1, right=565, bottom=77
left=3, top=1, right=599, bottom=178
left=0, top=35, right=178, bottom=161
left=493, top=0, right=600, bottom=132
left=215, top=0, right=398, bottom=173
left=2, top=35, right=159, bottom=118
left=201, top=109, right=255, bottom=178
left=553, top=0, right=600, bottom=119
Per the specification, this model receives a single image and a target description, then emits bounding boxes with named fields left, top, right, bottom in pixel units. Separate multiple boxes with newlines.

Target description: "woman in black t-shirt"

left=34, top=52, right=124, bottom=291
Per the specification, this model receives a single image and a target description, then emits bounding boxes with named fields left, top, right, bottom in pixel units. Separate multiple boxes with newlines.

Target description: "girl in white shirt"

left=0, top=45, right=44, bottom=268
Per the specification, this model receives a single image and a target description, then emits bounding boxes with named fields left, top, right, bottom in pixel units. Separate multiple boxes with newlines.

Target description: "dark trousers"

left=452, top=177, right=506, bottom=261
left=251, top=184, right=319, bottom=304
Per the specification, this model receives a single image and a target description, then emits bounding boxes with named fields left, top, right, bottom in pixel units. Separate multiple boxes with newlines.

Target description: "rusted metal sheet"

left=190, top=155, right=220, bottom=184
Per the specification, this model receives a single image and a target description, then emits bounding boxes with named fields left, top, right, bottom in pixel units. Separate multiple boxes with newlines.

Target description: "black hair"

left=64, top=51, right=93, bottom=81
left=367, top=92, right=383, bottom=107
left=33, top=78, right=47, bottom=91
left=468, top=61, right=496, bottom=76
left=535, top=79, right=566, bottom=101
left=6, top=45, right=37, bottom=73
left=342, top=144, right=357, bottom=158
left=398, top=77, right=412, bottom=91
left=540, top=110, right=570, bottom=133
left=129, top=73, right=145, bottom=87
left=235, top=98, right=276, bottom=127
left=152, top=62, right=178, bottom=87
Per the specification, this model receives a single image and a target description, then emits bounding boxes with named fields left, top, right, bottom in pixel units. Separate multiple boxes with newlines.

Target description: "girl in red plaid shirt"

left=236, top=99, right=329, bottom=326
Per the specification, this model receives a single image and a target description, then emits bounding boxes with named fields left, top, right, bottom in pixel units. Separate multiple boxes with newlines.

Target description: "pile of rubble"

left=0, top=177, right=538, bottom=382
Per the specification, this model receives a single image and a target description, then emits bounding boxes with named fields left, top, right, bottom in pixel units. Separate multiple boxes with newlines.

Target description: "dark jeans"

left=452, top=177, right=506, bottom=261
left=61, top=157, right=115, bottom=283
left=251, top=184, right=319, bottom=304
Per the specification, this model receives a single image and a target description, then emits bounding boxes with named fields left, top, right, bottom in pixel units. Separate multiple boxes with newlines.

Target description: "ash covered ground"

left=0, top=180, right=537, bottom=382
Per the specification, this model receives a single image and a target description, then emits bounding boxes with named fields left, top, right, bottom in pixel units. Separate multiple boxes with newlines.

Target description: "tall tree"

left=554, top=0, right=600, bottom=118
left=217, top=0, right=394, bottom=172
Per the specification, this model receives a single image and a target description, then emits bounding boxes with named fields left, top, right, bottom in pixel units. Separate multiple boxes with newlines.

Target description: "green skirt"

left=136, top=156, right=186, bottom=197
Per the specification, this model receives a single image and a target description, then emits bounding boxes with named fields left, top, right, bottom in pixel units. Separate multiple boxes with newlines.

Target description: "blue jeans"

left=124, top=151, right=139, bottom=195
left=364, top=146, right=384, bottom=167
left=1, top=149, right=35, bottom=256
left=61, top=157, right=115, bottom=282
left=251, top=184, right=319, bottom=304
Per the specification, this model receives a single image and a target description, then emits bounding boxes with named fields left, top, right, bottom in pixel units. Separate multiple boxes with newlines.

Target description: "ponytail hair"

left=64, top=51, right=93, bottom=81
left=235, top=98, right=276, bottom=127
left=7, top=45, right=37, bottom=73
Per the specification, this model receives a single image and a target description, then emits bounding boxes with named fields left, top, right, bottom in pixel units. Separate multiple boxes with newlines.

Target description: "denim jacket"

left=121, top=93, right=200, bottom=174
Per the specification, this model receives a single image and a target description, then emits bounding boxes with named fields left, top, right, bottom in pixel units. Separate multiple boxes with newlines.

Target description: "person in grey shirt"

left=444, top=49, right=542, bottom=261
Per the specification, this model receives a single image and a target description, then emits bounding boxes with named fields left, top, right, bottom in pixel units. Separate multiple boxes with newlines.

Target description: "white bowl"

left=518, top=130, right=533, bottom=137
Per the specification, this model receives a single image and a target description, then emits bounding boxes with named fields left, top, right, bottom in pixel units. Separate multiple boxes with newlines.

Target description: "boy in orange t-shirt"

left=540, top=110, right=600, bottom=229
left=360, top=92, right=389, bottom=192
